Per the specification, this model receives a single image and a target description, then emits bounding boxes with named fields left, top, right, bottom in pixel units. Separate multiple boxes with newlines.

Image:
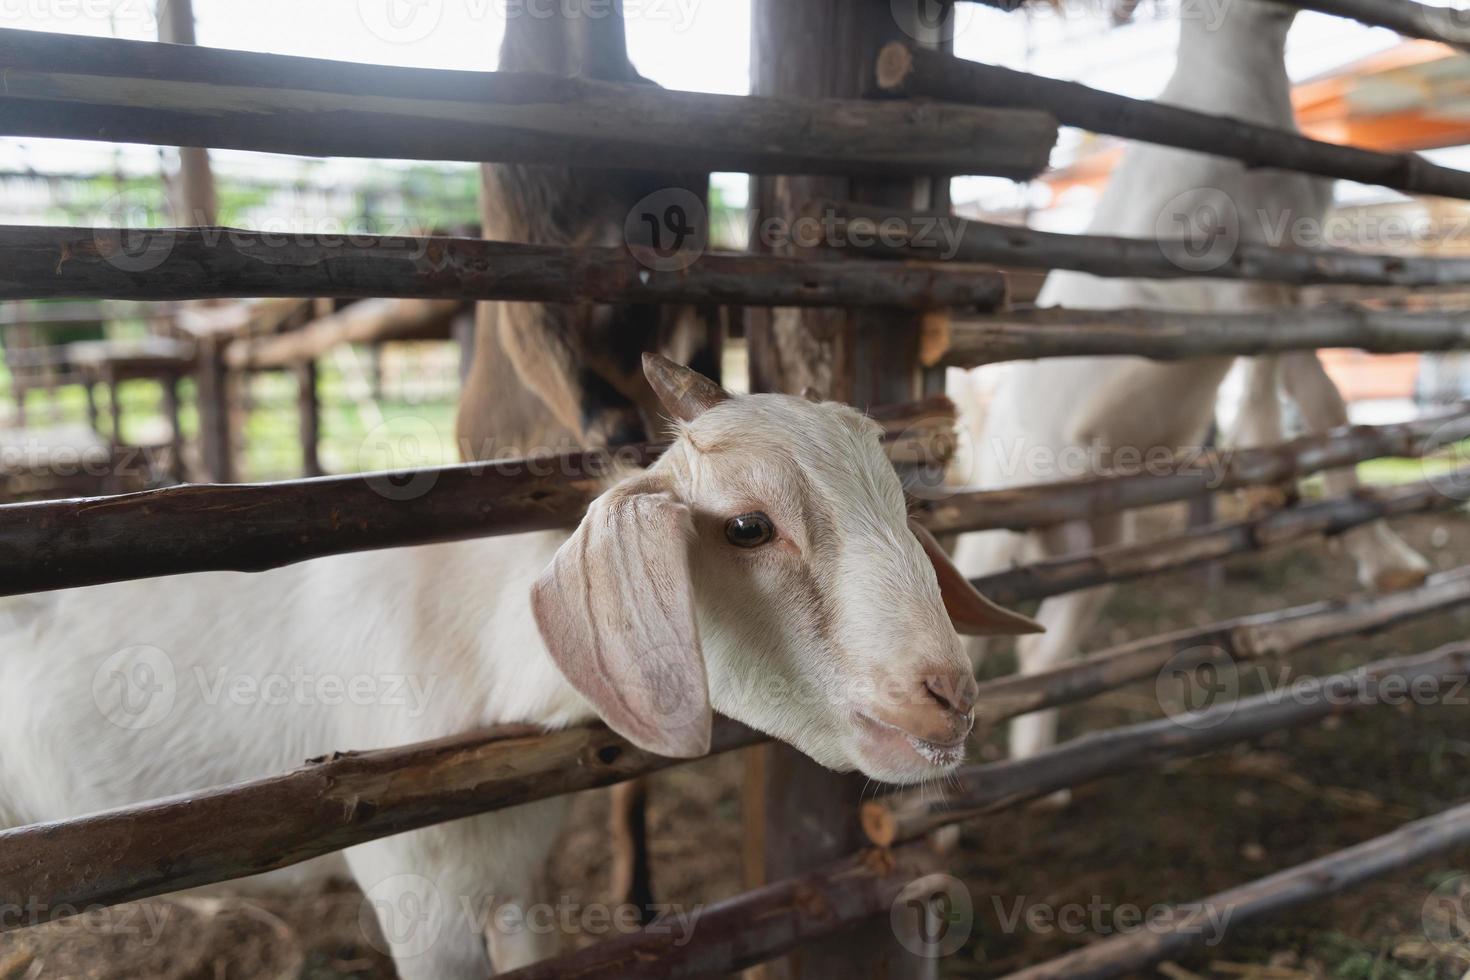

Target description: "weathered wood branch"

left=0, top=226, right=1007, bottom=312
left=0, top=718, right=762, bottom=929
left=0, top=28, right=1056, bottom=177
left=875, top=42, right=1470, bottom=200
left=1263, top=0, right=1470, bottom=52
left=0, top=397, right=957, bottom=596
left=920, top=404, right=1470, bottom=534
left=973, top=470, right=1470, bottom=607
left=6, top=407, right=1465, bottom=596
left=940, top=305, right=1470, bottom=367
left=225, top=299, right=467, bottom=370
left=498, top=845, right=942, bottom=980
left=828, top=202, right=1470, bottom=287
left=969, top=0, right=1470, bottom=53
left=969, top=565, right=1470, bottom=731
left=998, top=799, right=1470, bottom=980
left=862, top=641, right=1470, bottom=846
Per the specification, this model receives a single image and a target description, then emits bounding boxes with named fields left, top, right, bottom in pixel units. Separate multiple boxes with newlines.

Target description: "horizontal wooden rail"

left=970, top=565, right=1470, bottom=730
left=1265, top=0, right=1470, bottom=52
left=0, top=28, right=1055, bottom=178
left=0, top=719, right=763, bottom=929
left=829, top=202, right=1470, bottom=287
left=875, top=43, right=1470, bottom=201
left=862, top=641, right=1470, bottom=846
left=0, top=226, right=1007, bottom=311
left=499, top=844, right=943, bottom=980
left=940, top=305, right=1470, bottom=367
left=973, top=468, right=1470, bottom=607
left=971, top=0, right=1470, bottom=53
left=999, top=799, right=1470, bottom=979
left=7, top=407, right=1467, bottom=596
left=922, top=403, right=1470, bottom=534
left=492, top=643, right=1470, bottom=980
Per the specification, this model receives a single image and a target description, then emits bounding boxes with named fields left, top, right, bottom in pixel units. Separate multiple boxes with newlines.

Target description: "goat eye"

left=725, top=512, right=775, bottom=548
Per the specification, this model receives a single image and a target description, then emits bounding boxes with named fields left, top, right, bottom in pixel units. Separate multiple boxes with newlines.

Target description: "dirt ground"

left=4, top=507, right=1469, bottom=980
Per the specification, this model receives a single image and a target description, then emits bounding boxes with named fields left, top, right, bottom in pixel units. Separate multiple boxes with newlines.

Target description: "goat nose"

left=923, top=671, right=978, bottom=717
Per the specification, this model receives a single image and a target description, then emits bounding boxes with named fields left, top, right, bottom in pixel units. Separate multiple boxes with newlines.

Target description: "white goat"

left=0, top=355, right=1039, bottom=979
left=955, top=0, right=1428, bottom=763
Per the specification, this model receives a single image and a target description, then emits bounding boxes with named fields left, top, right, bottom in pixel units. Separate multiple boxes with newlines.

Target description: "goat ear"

left=643, top=352, right=730, bottom=423
left=907, top=517, right=1045, bottom=636
left=532, top=482, right=712, bottom=757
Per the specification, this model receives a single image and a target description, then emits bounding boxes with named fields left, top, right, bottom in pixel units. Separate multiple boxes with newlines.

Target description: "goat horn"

left=643, top=353, right=731, bottom=423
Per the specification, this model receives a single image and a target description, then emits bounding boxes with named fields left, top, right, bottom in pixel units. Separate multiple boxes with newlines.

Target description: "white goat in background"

left=0, top=356, right=1039, bottom=979
left=954, top=0, right=1429, bottom=763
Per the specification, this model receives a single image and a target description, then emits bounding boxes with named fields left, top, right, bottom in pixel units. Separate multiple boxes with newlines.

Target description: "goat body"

left=956, top=0, right=1427, bottom=762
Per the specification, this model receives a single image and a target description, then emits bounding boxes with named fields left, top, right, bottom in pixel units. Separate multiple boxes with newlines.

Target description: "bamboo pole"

left=998, top=800, right=1470, bottom=980
left=861, top=642, right=1470, bottom=847
left=827, top=202, right=1470, bottom=288
left=874, top=43, right=1470, bottom=201
left=6, top=407, right=1466, bottom=597
left=938, top=306, right=1470, bottom=367
left=921, top=404, right=1470, bottom=535
left=967, top=566, right=1470, bottom=731
left=972, top=469, right=1470, bottom=607
left=0, top=718, right=763, bottom=929
left=0, top=226, right=1007, bottom=312
left=0, top=28, right=1056, bottom=178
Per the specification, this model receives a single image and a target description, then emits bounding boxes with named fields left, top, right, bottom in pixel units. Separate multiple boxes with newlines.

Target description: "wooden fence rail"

left=1000, top=799, right=1470, bottom=980
left=1265, top=0, right=1470, bottom=51
left=863, top=640, right=1470, bottom=846
left=939, top=305, right=1470, bottom=367
left=970, top=565, right=1470, bottom=731
left=7, top=407, right=1467, bottom=597
left=0, top=28, right=1055, bottom=178
left=974, top=0, right=1470, bottom=53
left=0, top=719, right=763, bottom=928
left=490, top=642, right=1470, bottom=980
left=875, top=42, right=1470, bottom=201
left=0, top=226, right=1007, bottom=311
left=830, top=202, right=1470, bottom=288
left=973, top=468, right=1470, bottom=607
left=922, top=403, right=1470, bottom=535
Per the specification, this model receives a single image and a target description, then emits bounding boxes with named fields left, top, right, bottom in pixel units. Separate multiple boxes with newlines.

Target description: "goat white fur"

left=954, top=0, right=1428, bottom=763
left=0, top=356, right=1038, bottom=979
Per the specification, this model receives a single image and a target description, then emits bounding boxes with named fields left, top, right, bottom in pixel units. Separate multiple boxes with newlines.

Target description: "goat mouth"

left=854, top=712, right=969, bottom=769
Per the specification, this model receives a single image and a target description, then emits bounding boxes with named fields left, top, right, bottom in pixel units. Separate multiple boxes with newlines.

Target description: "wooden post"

left=745, top=3, right=947, bottom=978
left=296, top=360, right=322, bottom=478
left=159, top=0, right=227, bottom=483
left=157, top=0, right=218, bottom=228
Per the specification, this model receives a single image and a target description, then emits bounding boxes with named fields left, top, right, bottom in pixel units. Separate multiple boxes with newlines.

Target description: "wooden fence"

left=4, top=2, right=1470, bottom=977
